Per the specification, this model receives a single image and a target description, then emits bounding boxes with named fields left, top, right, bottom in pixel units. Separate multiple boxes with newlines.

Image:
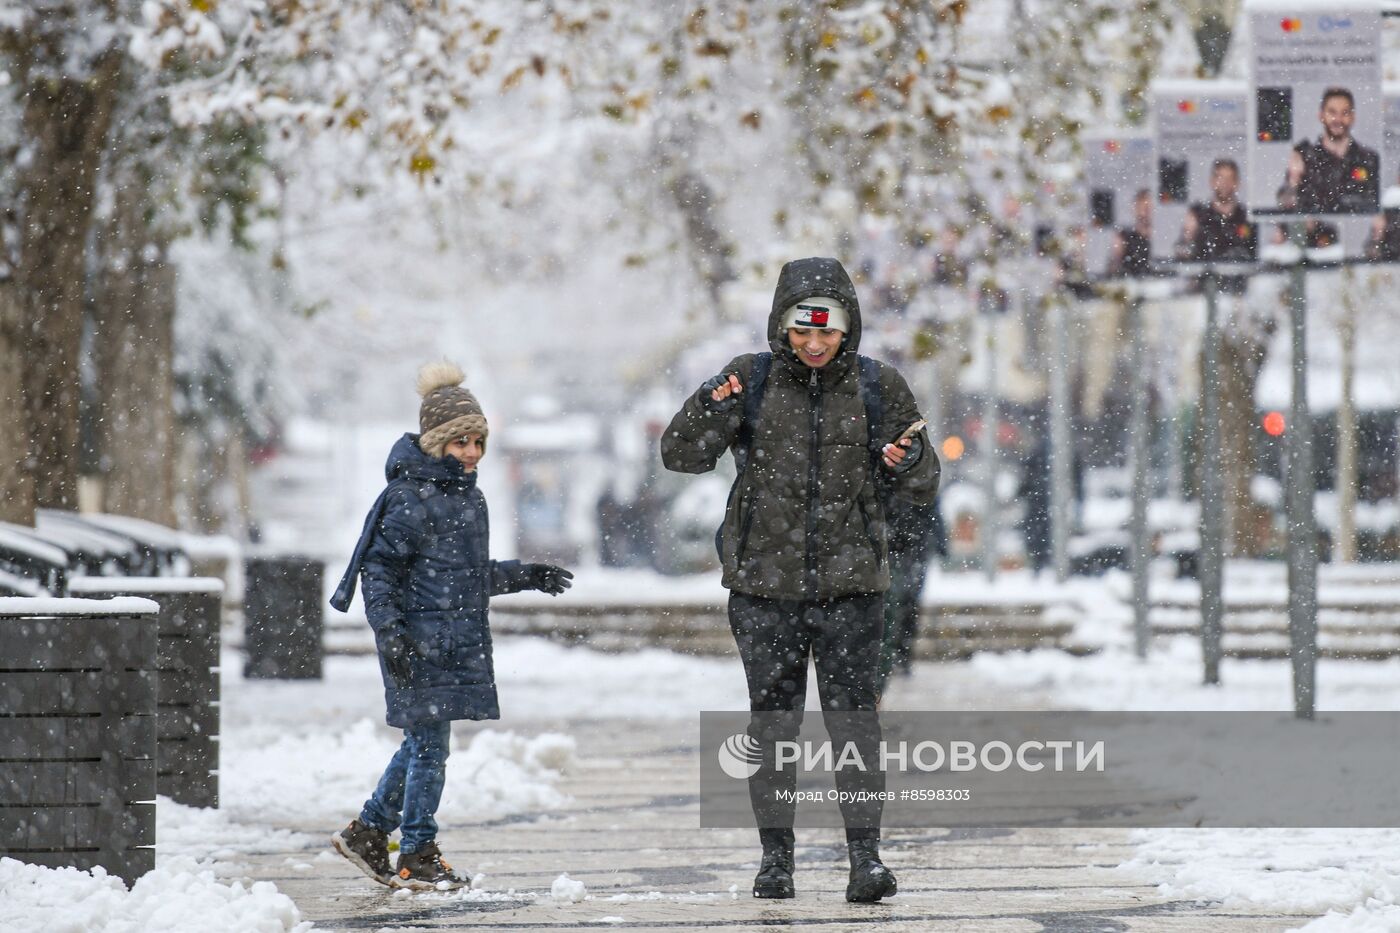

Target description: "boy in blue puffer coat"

left=328, top=361, right=573, bottom=890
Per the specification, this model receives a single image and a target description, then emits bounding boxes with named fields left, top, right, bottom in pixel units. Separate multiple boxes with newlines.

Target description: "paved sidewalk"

left=232, top=663, right=1323, bottom=932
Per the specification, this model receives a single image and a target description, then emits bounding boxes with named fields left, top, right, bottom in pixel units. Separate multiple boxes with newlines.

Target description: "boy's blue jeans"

left=359, top=721, right=451, bottom=853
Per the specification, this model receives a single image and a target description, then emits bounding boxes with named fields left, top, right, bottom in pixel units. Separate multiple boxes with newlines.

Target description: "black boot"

left=752, top=828, right=795, bottom=899
left=845, top=834, right=897, bottom=903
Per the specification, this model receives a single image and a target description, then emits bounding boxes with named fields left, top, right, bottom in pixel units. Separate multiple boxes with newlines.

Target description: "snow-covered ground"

left=10, top=572, right=1400, bottom=930
left=956, top=620, right=1400, bottom=932
left=5, top=639, right=682, bottom=931
left=1121, top=829, right=1400, bottom=932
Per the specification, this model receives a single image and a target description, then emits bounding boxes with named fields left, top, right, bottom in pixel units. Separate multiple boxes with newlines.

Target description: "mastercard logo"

left=1353, top=167, right=1369, bottom=181
left=1177, top=100, right=1196, bottom=114
left=1237, top=225, right=1251, bottom=237
left=1258, top=131, right=1274, bottom=142
left=1280, top=17, right=1302, bottom=32
left=1103, top=140, right=1121, bottom=153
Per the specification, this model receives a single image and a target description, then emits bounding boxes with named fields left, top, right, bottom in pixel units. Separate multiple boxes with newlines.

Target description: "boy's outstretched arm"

left=489, top=560, right=573, bottom=597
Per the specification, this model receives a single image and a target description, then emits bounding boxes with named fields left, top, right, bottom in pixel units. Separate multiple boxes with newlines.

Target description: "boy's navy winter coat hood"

left=332, top=433, right=531, bottom=727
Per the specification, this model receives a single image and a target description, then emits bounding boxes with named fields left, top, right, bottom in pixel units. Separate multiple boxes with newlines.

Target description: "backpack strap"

left=732, top=351, right=772, bottom=479
left=860, top=354, right=906, bottom=509
left=858, top=354, right=886, bottom=468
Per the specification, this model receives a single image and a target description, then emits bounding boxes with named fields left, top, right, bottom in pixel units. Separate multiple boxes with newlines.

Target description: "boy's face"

left=787, top=326, right=844, bottom=368
left=445, top=434, right=484, bottom=472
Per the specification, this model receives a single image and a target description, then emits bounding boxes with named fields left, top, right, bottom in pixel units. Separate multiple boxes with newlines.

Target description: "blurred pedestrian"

left=328, top=361, right=574, bottom=891
left=1019, top=437, right=1053, bottom=576
left=596, top=485, right=628, bottom=566
left=876, top=494, right=941, bottom=694
left=662, top=257, right=940, bottom=903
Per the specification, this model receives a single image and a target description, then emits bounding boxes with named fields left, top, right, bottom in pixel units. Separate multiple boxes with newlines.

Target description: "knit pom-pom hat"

left=416, top=361, right=488, bottom=459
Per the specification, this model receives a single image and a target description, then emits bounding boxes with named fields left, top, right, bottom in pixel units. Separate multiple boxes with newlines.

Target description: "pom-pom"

left=416, top=360, right=464, bottom=397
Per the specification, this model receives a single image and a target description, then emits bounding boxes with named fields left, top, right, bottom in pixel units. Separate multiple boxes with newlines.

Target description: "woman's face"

left=444, top=434, right=484, bottom=471
left=787, top=327, right=844, bottom=368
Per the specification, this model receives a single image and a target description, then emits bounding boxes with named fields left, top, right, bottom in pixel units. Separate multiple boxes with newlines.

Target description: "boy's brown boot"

left=330, top=819, right=393, bottom=886
left=392, top=840, right=469, bottom=891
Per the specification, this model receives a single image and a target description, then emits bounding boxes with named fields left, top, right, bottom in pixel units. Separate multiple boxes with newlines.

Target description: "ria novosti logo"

left=717, top=733, right=763, bottom=779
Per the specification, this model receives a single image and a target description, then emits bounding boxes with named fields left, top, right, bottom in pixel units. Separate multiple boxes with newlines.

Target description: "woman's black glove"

left=698, top=373, right=742, bottom=413
left=378, top=628, right=417, bottom=688
left=889, top=435, right=924, bottom=473
left=525, top=563, right=574, bottom=596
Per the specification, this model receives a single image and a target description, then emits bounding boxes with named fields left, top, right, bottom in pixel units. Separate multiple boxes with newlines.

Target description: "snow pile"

left=1122, top=829, right=1400, bottom=925
left=446, top=730, right=576, bottom=821
left=221, top=717, right=574, bottom=828
left=220, top=717, right=402, bottom=826
left=390, top=884, right=534, bottom=905
left=157, top=797, right=319, bottom=862
left=550, top=872, right=587, bottom=903
left=1296, top=902, right=1400, bottom=932
left=0, top=856, right=310, bottom=933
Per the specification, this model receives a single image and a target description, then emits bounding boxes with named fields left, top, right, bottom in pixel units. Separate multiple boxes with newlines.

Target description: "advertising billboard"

left=1247, top=1, right=1384, bottom=217
left=1082, top=133, right=1155, bottom=279
left=1151, top=82, right=1256, bottom=264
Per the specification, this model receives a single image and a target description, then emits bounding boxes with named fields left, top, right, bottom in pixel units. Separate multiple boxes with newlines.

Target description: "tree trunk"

left=17, top=50, right=122, bottom=511
left=0, top=282, right=35, bottom=525
left=1336, top=270, right=1358, bottom=562
left=1218, top=331, right=1273, bottom=556
left=654, top=6, right=736, bottom=318
left=93, top=183, right=177, bottom=526
left=666, top=170, right=736, bottom=315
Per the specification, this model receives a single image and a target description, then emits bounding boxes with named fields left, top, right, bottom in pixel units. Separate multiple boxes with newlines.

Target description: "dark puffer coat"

left=331, top=433, right=532, bottom=727
left=661, top=257, right=940, bottom=601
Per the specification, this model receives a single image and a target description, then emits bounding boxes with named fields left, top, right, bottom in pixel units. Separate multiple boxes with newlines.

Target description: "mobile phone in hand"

left=893, top=419, right=928, bottom=444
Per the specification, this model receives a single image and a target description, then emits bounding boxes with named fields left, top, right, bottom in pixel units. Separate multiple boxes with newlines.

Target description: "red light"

left=1263, top=412, right=1286, bottom=437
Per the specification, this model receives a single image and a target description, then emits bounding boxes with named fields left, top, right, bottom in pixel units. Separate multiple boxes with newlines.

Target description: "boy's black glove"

left=524, top=563, right=574, bottom=596
left=378, top=628, right=417, bottom=688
